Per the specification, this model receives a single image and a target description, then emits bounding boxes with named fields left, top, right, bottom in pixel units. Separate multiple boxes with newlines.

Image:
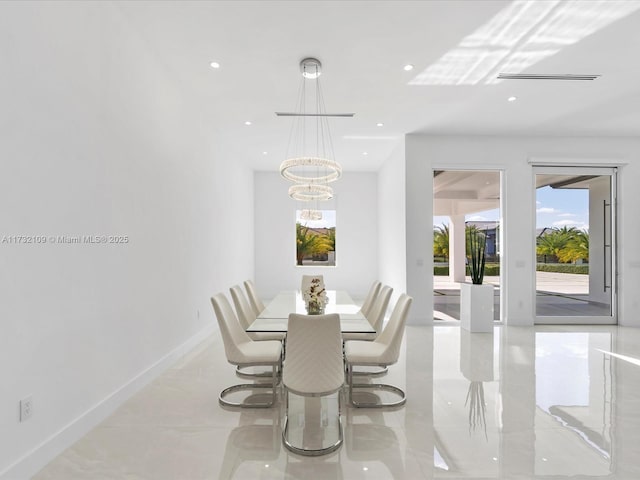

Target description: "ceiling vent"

left=497, top=73, right=601, bottom=81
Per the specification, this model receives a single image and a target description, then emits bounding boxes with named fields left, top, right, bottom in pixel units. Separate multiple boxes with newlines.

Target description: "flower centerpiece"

left=303, top=277, right=327, bottom=315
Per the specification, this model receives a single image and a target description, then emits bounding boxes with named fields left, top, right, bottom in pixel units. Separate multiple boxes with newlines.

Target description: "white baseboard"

left=0, top=324, right=216, bottom=480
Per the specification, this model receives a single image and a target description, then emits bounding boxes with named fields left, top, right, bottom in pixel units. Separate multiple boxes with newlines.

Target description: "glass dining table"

left=247, top=290, right=375, bottom=334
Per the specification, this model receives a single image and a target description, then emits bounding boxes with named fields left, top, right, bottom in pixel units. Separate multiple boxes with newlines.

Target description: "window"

left=295, top=210, right=336, bottom=267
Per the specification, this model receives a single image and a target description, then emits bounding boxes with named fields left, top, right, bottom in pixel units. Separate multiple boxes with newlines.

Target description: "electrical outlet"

left=20, top=396, right=33, bottom=422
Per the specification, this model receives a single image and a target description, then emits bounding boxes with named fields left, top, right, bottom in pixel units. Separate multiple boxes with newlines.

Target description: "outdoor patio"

left=434, top=271, right=609, bottom=321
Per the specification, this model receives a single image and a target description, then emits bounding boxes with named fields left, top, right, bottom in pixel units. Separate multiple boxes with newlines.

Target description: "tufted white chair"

left=342, top=284, right=392, bottom=342
left=230, top=285, right=285, bottom=342
left=360, top=280, right=382, bottom=318
left=345, top=294, right=413, bottom=408
left=211, top=293, right=282, bottom=408
left=282, top=313, right=345, bottom=456
left=244, top=279, right=266, bottom=317
left=229, top=285, right=285, bottom=379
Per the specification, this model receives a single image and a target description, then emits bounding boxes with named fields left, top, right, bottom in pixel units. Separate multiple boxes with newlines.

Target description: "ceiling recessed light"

left=403, top=64, right=414, bottom=71
left=363, top=152, right=368, bottom=156
left=244, top=121, right=252, bottom=126
left=262, top=151, right=268, bottom=155
left=376, top=122, right=384, bottom=127
left=209, top=61, right=220, bottom=69
left=508, top=96, right=517, bottom=102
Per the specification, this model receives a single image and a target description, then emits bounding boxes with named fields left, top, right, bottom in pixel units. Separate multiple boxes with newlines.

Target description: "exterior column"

left=449, top=214, right=466, bottom=283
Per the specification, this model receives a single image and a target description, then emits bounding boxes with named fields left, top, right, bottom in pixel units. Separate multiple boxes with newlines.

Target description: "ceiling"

left=434, top=171, right=500, bottom=216
left=432, top=170, right=599, bottom=217
left=116, top=0, right=640, bottom=172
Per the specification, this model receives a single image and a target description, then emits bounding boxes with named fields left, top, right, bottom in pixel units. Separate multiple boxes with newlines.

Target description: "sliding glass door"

left=534, top=167, right=616, bottom=324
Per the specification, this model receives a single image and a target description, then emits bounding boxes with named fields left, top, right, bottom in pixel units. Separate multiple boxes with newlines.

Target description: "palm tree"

left=558, top=230, right=589, bottom=263
left=433, top=224, right=450, bottom=260
left=325, top=227, right=336, bottom=252
left=556, top=226, right=580, bottom=237
left=296, top=223, right=332, bottom=265
left=537, top=226, right=579, bottom=263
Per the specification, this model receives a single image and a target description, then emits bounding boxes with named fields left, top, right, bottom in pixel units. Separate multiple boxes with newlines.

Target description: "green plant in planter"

left=467, top=228, right=487, bottom=285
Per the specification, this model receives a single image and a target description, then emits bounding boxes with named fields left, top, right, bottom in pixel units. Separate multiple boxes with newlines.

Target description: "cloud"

left=467, top=215, right=487, bottom=221
left=536, top=201, right=541, bottom=205
left=558, top=213, right=576, bottom=217
left=537, top=207, right=556, bottom=213
left=552, top=219, right=580, bottom=227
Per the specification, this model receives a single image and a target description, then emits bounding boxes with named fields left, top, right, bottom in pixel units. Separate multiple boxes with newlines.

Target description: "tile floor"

left=33, top=324, right=640, bottom=479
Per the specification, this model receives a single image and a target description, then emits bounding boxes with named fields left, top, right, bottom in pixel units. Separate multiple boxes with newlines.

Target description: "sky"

left=433, top=186, right=589, bottom=231
left=536, top=186, right=589, bottom=231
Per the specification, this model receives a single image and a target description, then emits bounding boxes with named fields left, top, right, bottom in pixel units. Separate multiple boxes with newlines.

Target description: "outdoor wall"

left=405, top=135, right=640, bottom=326
left=254, top=172, right=378, bottom=301
left=0, top=3, right=254, bottom=477
left=378, top=143, right=408, bottom=311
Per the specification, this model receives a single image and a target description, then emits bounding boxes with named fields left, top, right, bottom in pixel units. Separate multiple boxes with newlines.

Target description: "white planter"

left=460, top=283, right=494, bottom=333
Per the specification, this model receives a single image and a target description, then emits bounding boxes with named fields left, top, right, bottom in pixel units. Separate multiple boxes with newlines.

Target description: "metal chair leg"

left=220, top=365, right=278, bottom=408
left=235, top=365, right=276, bottom=379
left=281, top=390, right=344, bottom=456
left=347, top=364, right=406, bottom=408
left=350, top=366, right=389, bottom=377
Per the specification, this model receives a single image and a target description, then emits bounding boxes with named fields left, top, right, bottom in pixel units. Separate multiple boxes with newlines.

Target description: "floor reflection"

left=33, top=324, right=640, bottom=479
left=345, top=419, right=405, bottom=479
left=431, top=325, right=640, bottom=479
left=219, top=409, right=281, bottom=479
left=534, top=331, right=612, bottom=476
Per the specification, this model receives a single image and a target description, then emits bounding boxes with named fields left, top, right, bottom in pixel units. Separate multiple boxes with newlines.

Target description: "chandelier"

left=278, top=58, right=350, bottom=218
left=299, top=209, right=323, bottom=221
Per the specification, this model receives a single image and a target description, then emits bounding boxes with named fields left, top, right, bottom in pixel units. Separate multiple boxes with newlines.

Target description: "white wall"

left=0, top=3, right=254, bottom=477
left=254, top=172, right=378, bottom=300
left=378, top=143, right=407, bottom=309
left=405, top=135, right=640, bottom=326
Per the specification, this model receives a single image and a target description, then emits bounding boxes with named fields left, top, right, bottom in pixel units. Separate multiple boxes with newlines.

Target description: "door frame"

left=431, top=167, right=505, bottom=324
left=532, top=166, right=617, bottom=324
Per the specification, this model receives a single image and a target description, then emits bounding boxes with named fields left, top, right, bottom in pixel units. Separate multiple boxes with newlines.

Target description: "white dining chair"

left=210, top=293, right=282, bottom=408
left=230, top=285, right=285, bottom=342
left=244, top=279, right=266, bottom=316
left=342, top=285, right=392, bottom=342
left=282, top=313, right=345, bottom=456
left=230, top=285, right=285, bottom=379
left=345, top=293, right=412, bottom=408
left=360, top=280, right=382, bottom=318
